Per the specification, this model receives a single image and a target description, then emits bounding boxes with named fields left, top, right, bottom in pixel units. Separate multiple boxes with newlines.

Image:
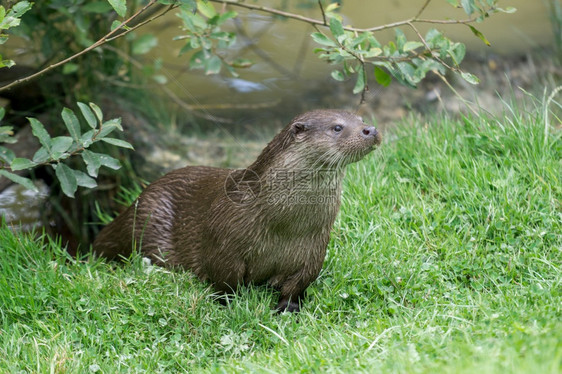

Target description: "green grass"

left=1, top=99, right=561, bottom=373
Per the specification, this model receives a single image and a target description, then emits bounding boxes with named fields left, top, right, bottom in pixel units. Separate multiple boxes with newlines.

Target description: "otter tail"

left=92, top=204, right=138, bottom=260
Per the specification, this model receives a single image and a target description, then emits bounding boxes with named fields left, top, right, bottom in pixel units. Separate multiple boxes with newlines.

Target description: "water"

left=143, top=0, right=554, bottom=104
left=0, top=180, right=49, bottom=231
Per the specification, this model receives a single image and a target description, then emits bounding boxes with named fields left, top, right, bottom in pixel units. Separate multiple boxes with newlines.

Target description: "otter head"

left=250, top=110, right=382, bottom=175
left=289, top=110, right=382, bottom=168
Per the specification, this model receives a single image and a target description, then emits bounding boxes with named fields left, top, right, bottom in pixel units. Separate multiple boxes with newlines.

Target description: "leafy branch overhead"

left=311, top=1, right=514, bottom=101
left=0, top=1, right=33, bottom=68
left=0, top=0, right=515, bottom=97
left=174, top=2, right=251, bottom=76
left=0, top=104, right=132, bottom=197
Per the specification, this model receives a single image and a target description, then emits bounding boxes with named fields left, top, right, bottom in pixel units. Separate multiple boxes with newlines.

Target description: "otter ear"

left=292, top=121, right=310, bottom=135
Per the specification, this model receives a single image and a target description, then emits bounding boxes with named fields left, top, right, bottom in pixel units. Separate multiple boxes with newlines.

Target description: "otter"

left=93, top=110, right=381, bottom=312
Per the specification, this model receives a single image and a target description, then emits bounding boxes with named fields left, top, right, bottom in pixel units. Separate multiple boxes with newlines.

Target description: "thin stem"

left=434, top=71, right=479, bottom=116
left=414, top=0, right=432, bottom=19
left=359, top=63, right=368, bottom=105
left=318, top=0, right=327, bottom=26
left=107, top=4, right=175, bottom=43
left=544, top=85, right=562, bottom=147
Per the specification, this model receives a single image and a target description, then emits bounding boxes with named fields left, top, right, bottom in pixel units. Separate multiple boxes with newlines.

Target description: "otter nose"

left=362, top=126, right=378, bottom=137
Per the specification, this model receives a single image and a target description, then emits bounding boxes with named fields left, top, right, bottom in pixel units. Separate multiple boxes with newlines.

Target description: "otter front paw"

left=275, top=299, right=301, bottom=313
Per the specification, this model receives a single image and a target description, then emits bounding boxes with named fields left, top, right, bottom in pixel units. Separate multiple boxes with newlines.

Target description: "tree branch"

left=0, top=0, right=173, bottom=93
left=318, top=0, right=327, bottom=26
left=414, top=0, right=433, bottom=19
left=208, top=0, right=482, bottom=33
left=406, top=21, right=454, bottom=72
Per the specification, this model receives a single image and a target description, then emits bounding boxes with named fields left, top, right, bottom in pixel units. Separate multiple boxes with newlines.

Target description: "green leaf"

left=364, top=47, right=382, bottom=58
left=445, top=0, right=459, bottom=6
left=374, top=66, right=392, bottom=87
left=107, top=0, right=127, bottom=17
left=0, top=146, right=14, bottom=163
left=110, top=20, right=122, bottom=31
left=178, top=41, right=194, bottom=55
left=62, top=63, right=79, bottom=74
left=132, top=34, right=158, bottom=55
left=414, top=58, right=444, bottom=78
left=62, top=108, right=81, bottom=142
left=32, top=147, right=49, bottom=163
left=197, top=0, right=217, bottom=18
left=0, top=58, right=15, bottom=68
left=82, top=1, right=113, bottom=13
left=82, top=150, right=102, bottom=177
left=179, top=0, right=197, bottom=8
left=97, top=118, right=122, bottom=139
left=0, top=170, right=38, bottom=192
left=215, top=10, right=237, bottom=26
left=329, top=17, right=344, bottom=39
left=449, top=43, right=466, bottom=65
left=205, top=55, right=222, bottom=75
left=82, top=150, right=121, bottom=176
left=331, top=70, right=345, bottom=81
left=395, top=29, right=407, bottom=50
left=324, top=2, right=339, bottom=12
left=89, top=102, right=103, bottom=124
left=152, top=74, right=168, bottom=84
left=425, top=28, right=443, bottom=44
left=80, top=130, right=95, bottom=148
left=460, top=71, right=480, bottom=85
left=460, top=0, right=474, bottom=15
left=497, top=7, right=517, bottom=14
left=10, top=157, right=37, bottom=171
left=311, top=32, right=337, bottom=47
left=28, top=118, right=51, bottom=152
left=101, top=137, right=134, bottom=149
left=51, top=136, right=74, bottom=155
left=0, top=125, right=16, bottom=143
left=353, top=65, right=366, bottom=94
left=73, top=170, right=97, bottom=188
left=1, top=1, right=32, bottom=30
left=403, top=41, right=424, bottom=52
left=468, top=25, right=491, bottom=46
left=55, top=163, right=78, bottom=198
left=77, top=102, right=97, bottom=129
left=350, top=33, right=369, bottom=49
left=230, top=58, right=253, bottom=69
left=383, top=41, right=397, bottom=56
left=390, top=62, right=417, bottom=88
left=9, top=1, right=33, bottom=17
left=178, top=8, right=207, bottom=30
left=98, top=153, right=121, bottom=170
left=190, top=50, right=207, bottom=70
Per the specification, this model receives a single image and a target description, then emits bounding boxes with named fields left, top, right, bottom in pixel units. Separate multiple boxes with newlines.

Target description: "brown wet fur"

left=93, top=110, right=382, bottom=312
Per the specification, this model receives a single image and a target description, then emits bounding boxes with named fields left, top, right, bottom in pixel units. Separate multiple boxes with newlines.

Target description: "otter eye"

left=333, top=125, right=343, bottom=133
